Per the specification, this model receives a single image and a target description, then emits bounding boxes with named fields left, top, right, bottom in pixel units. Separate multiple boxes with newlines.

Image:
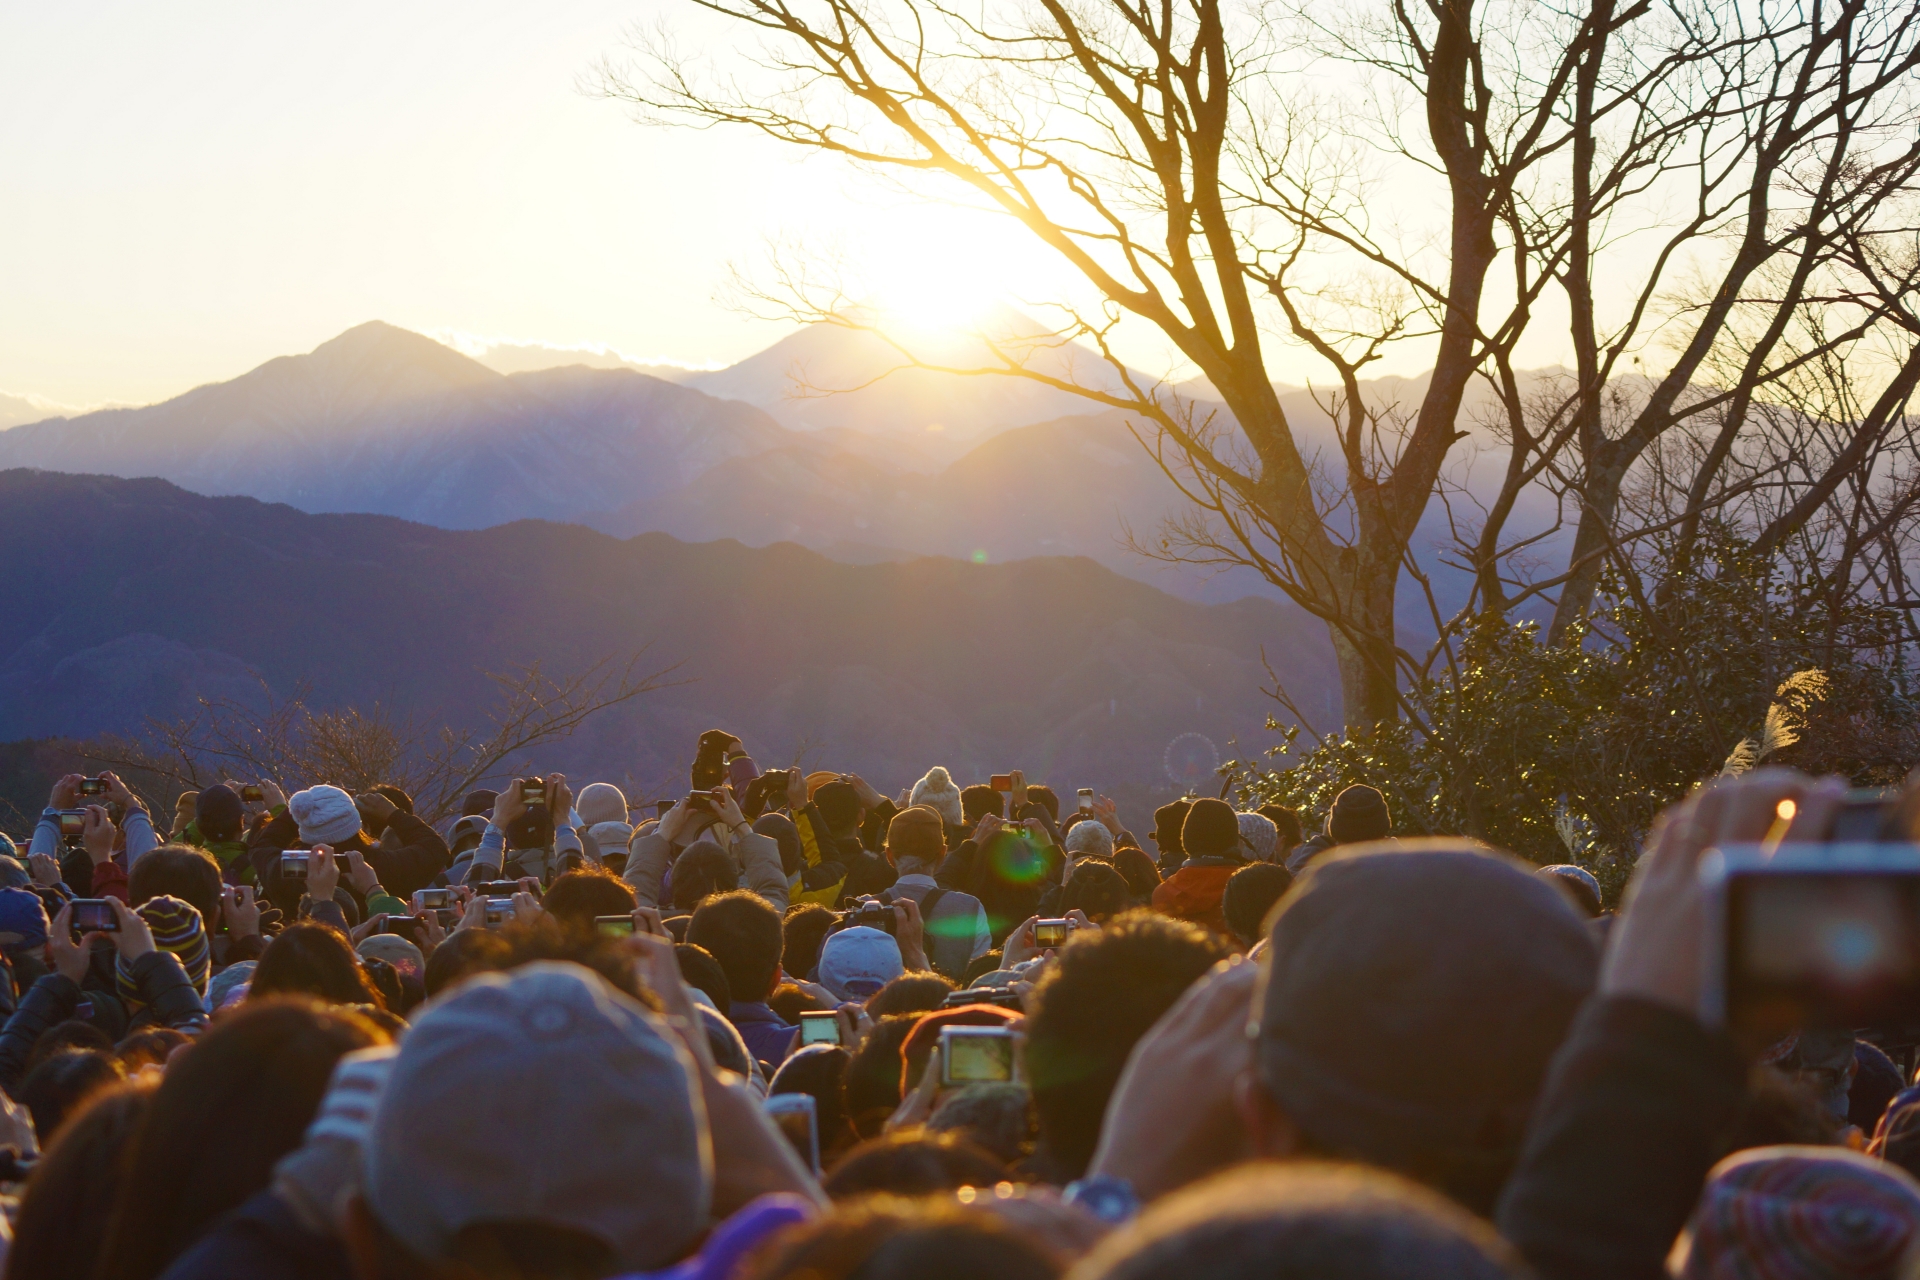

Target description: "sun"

left=866, top=259, right=1006, bottom=344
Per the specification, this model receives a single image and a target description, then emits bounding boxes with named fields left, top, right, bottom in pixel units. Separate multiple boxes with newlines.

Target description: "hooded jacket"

left=623, top=827, right=789, bottom=914
left=1150, top=859, right=1241, bottom=937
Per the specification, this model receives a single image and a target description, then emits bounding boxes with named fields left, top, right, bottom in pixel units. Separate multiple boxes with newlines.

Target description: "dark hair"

left=114, top=1027, right=191, bottom=1073
left=782, top=902, right=838, bottom=981
left=867, top=972, right=958, bottom=1018
left=17, top=1050, right=123, bottom=1146
left=770, top=981, right=830, bottom=1025
left=6, top=1079, right=156, bottom=1280
left=543, top=865, right=637, bottom=933
left=1062, top=862, right=1132, bottom=923
left=1724, top=1066, right=1848, bottom=1151
left=1076, top=1162, right=1525, bottom=1280
left=1110, top=847, right=1163, bottom=899
left=423, top=926, right=513, bottom=998
left=1223, top=862, right=1295, bottom=946
left=1258, top=805, right=1304, bottom=853
left=927, top=1082, right=1036, bottom=1166
left=1025, top=786, right=1061, bottom=821
left=26, top=1019, right=113, bottom=1073
left=93, top=998, right=389, bottom=1280
left=250, top=921, right=385, bottom=1009
left=1850, top=1041, right=1904, bottom=1134
left=687, top=890, right=784, bottom=1006
left=676, top=943, right=733, bottom=1009
left=962, top=951, right=1004, bottom=985
left=770, top=1044, right=860, bottom=1166
left=821, top=1132, right=1009, bottom=1201
left=845, top=1015, right=921, bottom=1138
left=1023, top=911, right=1233, bottom=1181
left=671, top=843, right=740, bottom=912
left=741, top=1196, right=1060, bottom=1280
left=127, top=845, right=222, bottom=935
left=961, top=785, right=1004, bottom=824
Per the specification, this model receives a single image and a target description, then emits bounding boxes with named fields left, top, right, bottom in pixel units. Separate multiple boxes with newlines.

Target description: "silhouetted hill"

left=0, top=470, right=1335, bottom=793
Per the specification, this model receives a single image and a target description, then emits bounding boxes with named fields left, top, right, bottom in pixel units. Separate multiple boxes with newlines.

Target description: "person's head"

left=118, top=894, right=212, bottom=1001
left=1110, top=847, right=1162, bottom=899
left=27, top=1019, right=112, bottom=1072
left=6, top=1078, right=156, bottom=1280
left=813, top=781, right=863, bottom=836
left=675, top=942, right=733, bottom=1010
left=422, top=927, right=514, bottom=998
left=348, top=962, right=710, bottom=1278
left=867, top=972, right=958, bottom=1018
left=1244, top=842, right=1598, bottom=1215
left=115, top=1026, right=191, bottom=1073
left=127, top=844, right=221, bottom=931
left=194, top=784, right=246, bottom=843
left=783, top=901, right=839, bottom=982
left=886, top=805, right=948, bottom=876
left=911, top=767, right=965, bottom=830
left=1236, top=812, right=1279, bottom=864
left=1064, top=818, right=1115, bottom=861
left=818, top=925, right=905, bottom=1003
left=770, top=1043, right=859, bottom=1162
left=1534, top=864, right=1603, bottom=918
left=687, top=889, right=785, bottom=1004
left=821, top=1132, right=1009, bottom=1201
left=846, top=1015, right=921, bottom=1137
left=576, top=782, right=630, bottom=828
left=961, top=785, right=1005, bottom=826
left=1327, top=784, right=1391, bottom=845
left=1675, top=1146, right=1920, bottom=1279
left=1024, top=912, right=1234, bottom=1180
left=95, top=998, right=389, bottom=1280
left=742, top=1196, right=1060, bottom=1280
left=670, top=841, right=740, bottom=913
left=1179, top=799, right=1244, bottom=861
left=1069, top=1162, right=1526, bottom=1280
left=1258, top=805, right=1304, bottom=854
left=1222, top=862, right=1295, bottom=947
left=17, top=1050, right=123, bottom=1146
left=1026, top=786, right=1061, bottom=821
left=461, top=790, right=498, bottom=818
left=289, top=783, right=364, bottom=847
left=542, top=865, right=637, bottom=933
left=1061, top=861, right=1131, bottom=923
left=927, top=1082, right=1035, bottom=1166
left=1151, top=801, right=1190, bottom=859
left=251, top=920, right=386, bottom=1009
left=447, top=814, right=489, bottom=858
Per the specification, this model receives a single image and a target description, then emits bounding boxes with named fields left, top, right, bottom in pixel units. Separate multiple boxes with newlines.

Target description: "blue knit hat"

left=0, top=889, right=49, bottom=951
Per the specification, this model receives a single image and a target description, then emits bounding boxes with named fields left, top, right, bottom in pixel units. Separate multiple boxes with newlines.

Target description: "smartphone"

left=484, top=897, right=514, bottom=926
left=72, top=898, right=119, bottom=934
left=799, top=1010, right=842, bottom=1046
left=56, top=810, right=86, bottom=841
left=1033, top=918, right=1070, bottom=949
left=521, top=778, right=546, bottom=806
left=1077, top=788, right=1094, bottom=812
left=596, top=915, right=636, bottom=938
left=77, top=778, right=108, bottom=797
left=940, top=1025, right=1017, bottom=1086
left=764, top=1093, right=820, bottom=1174
left=381, top=915, right=425, bottom=944
left=990, top=774, right=1013, bottom=792
left=1702, top=841, right=1920, bottom=1037
left=412, top=888, right=453, bottom=912
left=654, top=799, right=674, bottom=819
left=280, top=850, right=311, bottom=880
left=241, top=785, right=264, bottom=804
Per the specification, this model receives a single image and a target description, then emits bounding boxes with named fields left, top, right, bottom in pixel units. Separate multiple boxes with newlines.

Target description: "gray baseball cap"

left=364, top=961, right=713, bottom=1271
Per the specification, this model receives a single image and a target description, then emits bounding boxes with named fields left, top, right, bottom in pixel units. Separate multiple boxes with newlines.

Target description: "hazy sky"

left=1, top=0, right=1086, bottom=407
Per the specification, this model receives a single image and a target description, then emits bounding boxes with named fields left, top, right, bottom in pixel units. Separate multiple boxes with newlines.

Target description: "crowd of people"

left=0, top=726, right=1916, bottom=1279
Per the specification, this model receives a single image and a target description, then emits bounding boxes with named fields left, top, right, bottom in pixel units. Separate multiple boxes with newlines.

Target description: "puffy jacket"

left=0, top=950, right=207, bottom=1094
left=1150, top=859, right=1242, bottom=938
left=624, top=829, right=789, bottom=914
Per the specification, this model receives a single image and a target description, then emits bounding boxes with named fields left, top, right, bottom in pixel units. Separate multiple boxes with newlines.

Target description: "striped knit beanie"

left=1679, top=1145, right=1920, bottom=1279
left=117, top=895, right=211, bottom=1006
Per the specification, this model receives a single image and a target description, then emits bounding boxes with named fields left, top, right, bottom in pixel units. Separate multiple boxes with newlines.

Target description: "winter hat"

left=0, top=835, right=16, bottom=862
left=1679, top=1146, right=1920, bottom=1279
left=209, top=961, right=256, bottom=1012
left=447, top=814, right=490, bottom=855
left=1152, top=801, right=1192, bottom=855
left=1238, top=811, right=1280, bottom=863
left=817, top=926, right=904, bottom=1003
left=460, top=790, right=497, bottom=818
left=960, top=785, right=1004, bottom=825
left=1064, top=817, right=1115, bottom=860
left=0, top=889, right=49, bottom=951
left=812, top=781, right=861, bottom=832
left=367, top=963, right=712, bottom=1273
left=753, top=813, right=804, bottom=878
left=909, top=767, right=964, bottom=829
left=1536, top=864, right=1603, bottom=918
left=358, top=932, right=426, bottom=979
left=1180, top=798, right=1243, bottom=859
left=117, top=895, right=211, bottom=1002
left=289, top=785, right=362, bottom=847
left=0, top=856, right=32, bottom=891
left=885, top=806, right=946, bottom=874
left=1253, top=841, right=1598, bottom=1215
left=195, top=784, right=246, bottom=843
left=577, top=783, right=629, bottom=828
left=1328, top=784, right=1391, bottom=845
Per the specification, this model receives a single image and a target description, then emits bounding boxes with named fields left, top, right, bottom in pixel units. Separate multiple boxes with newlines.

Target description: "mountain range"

left=0, top=469, right=1335, bottom=794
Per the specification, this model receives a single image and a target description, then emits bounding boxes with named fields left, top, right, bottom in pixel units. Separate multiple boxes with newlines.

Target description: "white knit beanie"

left=909, top=767, right=964, bottom=829
left=576, top=783, right=629, bottom=828
left=1238, top=811, right=1279, bottom=862
left=289, top=785, right=362, bottom=846
left=1064, top=817, right=1115, bottom=860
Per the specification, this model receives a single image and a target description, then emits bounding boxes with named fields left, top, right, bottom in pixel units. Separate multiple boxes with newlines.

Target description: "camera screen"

left=72, top=900, right=118, bottom=933
left=1728, top=871, right=1920, bottom=1033
left=596, top=916, right=636, bottom=938
left=281, top=852, right=310, bottom=878
left=1033, top=920, right=1069, bottom=949
left=59, top=813, right=85, bottom=837
left=800, top=1011, right=841, bottom=1045
left=413, top=889, right=452, bottom=910
left=943, top=1029, right=1015, bottom=1084
left=78, top=779, right=107, bottom=796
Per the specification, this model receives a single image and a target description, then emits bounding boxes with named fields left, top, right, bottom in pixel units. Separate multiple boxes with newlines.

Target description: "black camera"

left=838, top=899, right=896, bottom=935
left=942, top=986, right=1024, bottom=1011
left=77, top=778, right=107, bottom=797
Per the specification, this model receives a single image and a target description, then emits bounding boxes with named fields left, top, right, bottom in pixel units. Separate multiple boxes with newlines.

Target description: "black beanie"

left=373, top=784, right=414, bottom=814
left=1329, top=784, right=1391, bottom=845
left=1180, top=798, right=1243, bottom=858
left=960, top=785, right=1004, bottom=824
left=461, top=790, right=497, bottom=818
left=812, top=781, right=860, bottom=832
left=1152, top=800, right=1191, bottom=853
left=195, top=785, right=245, bottom=843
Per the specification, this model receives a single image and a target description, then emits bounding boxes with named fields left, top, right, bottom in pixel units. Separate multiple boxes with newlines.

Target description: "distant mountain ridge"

left=0, top=469, right=1335, bottom=790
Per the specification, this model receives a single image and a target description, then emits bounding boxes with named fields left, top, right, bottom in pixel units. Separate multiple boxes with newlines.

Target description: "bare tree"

left=82, top=654, right=678, bottom=825
left=602, top=0, right=1920, bottom=729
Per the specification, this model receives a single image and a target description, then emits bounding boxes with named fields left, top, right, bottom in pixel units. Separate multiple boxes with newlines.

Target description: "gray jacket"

left=623, top=829, right=789, bottom=914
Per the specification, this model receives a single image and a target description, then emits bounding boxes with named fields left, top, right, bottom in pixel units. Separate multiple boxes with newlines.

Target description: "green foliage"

left=1229, top=528, right=1918, bottom=906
